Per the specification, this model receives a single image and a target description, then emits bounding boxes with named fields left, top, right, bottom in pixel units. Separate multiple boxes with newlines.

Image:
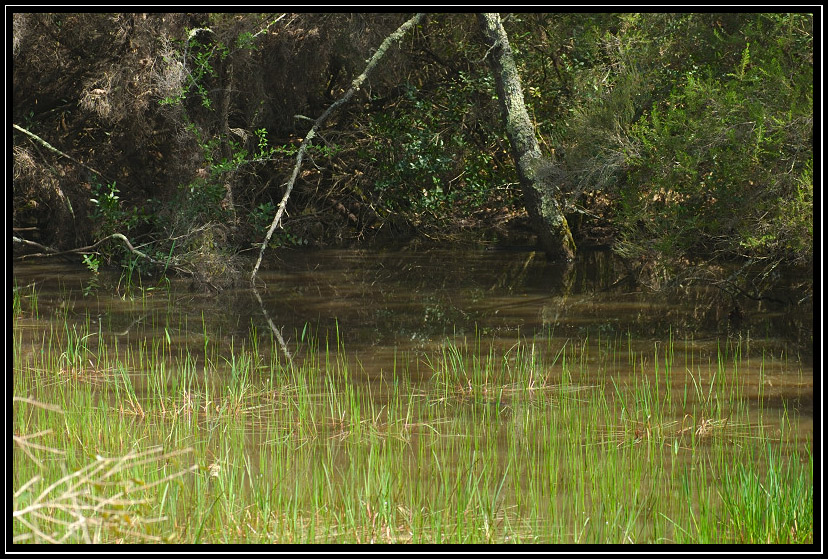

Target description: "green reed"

left=11, top=299, right=813, bottom=544
left=13, top=280, right=39, bottom=319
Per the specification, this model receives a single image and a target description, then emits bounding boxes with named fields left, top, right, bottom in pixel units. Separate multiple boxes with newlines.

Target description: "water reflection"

left=248, top=248, right=811, bottom=358
left=13, top=247, right=812, bottom=388
left=13, top=249, right=813, bottom=356
left=11, top=249, right=814, bottom=543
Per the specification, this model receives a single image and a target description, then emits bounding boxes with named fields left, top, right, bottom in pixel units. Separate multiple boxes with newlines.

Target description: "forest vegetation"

left=12, top=12, right=813, bottom=303
left=10, top=13, right=816, bottom=545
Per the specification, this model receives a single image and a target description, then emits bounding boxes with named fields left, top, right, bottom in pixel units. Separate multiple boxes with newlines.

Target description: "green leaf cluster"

left=538, top=13, right=813, bottom=287
left=619, top=14, right=812, bottom=269
left=364, top=74, right=514, bottom=223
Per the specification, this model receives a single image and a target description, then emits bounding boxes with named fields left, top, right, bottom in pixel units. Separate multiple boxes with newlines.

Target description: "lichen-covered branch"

left=13, top=123, right=109, bottom=187
left=478, top=13, right=576, bottom=261
left=250, top=13, right=426, bottom=284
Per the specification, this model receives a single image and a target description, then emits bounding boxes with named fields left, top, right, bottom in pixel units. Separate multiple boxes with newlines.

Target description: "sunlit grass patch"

left=12, top=301, right=813, bottom=544
left=13, top=399, right=196, bottom=545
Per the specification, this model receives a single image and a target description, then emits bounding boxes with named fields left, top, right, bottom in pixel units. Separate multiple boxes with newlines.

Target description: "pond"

left=11, top=247, right=814, bottom=544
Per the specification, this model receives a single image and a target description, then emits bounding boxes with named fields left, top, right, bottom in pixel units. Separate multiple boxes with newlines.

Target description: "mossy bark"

left=478, top=13, right=576, bottom=261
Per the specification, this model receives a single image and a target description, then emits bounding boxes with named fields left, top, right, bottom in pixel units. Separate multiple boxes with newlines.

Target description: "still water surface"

left=12, top=247, right=814, bottom=542
left=13, top=247, right=813, bottom=436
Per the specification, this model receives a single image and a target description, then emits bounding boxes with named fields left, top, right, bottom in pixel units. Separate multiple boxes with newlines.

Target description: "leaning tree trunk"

left=478, top=13, right=576, bottom=261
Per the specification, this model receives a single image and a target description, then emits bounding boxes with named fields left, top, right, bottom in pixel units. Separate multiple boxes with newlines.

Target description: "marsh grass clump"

left=13, top=280, right=39, bottom=318
left=12, top=397, right=197, bottom=544
left=428, top=337, right=566, bottom=411
left=718, top=442, right=813, bottom=544
left=12, top=301, right=813, bottom=544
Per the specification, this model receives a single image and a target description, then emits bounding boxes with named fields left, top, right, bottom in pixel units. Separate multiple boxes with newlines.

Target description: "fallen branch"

left=12, top=233, right=190, bottom=277
left=13, top=123, right=110, bottom=183
left=250, top=13, right=426, bottom=284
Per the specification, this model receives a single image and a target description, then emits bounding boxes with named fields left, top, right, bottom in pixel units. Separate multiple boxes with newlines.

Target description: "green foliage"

left=619, top=13, right=812, bottom=271
left=176, top=178, right=228, bottom=225
left=546, top=13, right=812, bottom=289
left=88, top=178, right=150, bottom=267
left=89, top=179, right=142, bottom=238
left=13, top=12, right=812, bottom=298
left=159, top=29, right=230, bottom=109
left=81, top=254, right=100, bottom=274
left=254, top=128, right=278, bottom=159
left=250, top=201, right=276, bottom=233
left=364, top=76, right=515, bottom=224
left=367, top=85, right=449, bottom=214
left=268, top=227, right=309, bottom=248
left=511, top=13, right=626, bottom=144
left=235, top=30, right=258, bottom=50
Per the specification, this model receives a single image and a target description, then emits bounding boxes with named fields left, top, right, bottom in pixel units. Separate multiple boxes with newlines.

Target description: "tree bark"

left=478, top=13, right=576, bottom=261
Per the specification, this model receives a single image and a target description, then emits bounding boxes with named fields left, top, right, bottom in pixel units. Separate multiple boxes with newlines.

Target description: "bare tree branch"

left=250, top=13, right=426, bottom=284
left=13, top=123, right=110, bottom=183
left=12, top=233, right=192, bottom=278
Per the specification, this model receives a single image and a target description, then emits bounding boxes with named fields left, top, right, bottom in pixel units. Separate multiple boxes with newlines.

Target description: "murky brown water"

left=13, top=247, right=813, bottom=423
left=12, top=247, right=814, bottom=542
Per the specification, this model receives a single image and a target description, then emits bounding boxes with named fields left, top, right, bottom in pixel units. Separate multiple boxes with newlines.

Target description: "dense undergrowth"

left=12, top=13, right=813, bottom=299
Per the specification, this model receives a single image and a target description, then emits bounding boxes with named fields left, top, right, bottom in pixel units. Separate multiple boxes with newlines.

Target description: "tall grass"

left=11, top=298, right=813, bottom=544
